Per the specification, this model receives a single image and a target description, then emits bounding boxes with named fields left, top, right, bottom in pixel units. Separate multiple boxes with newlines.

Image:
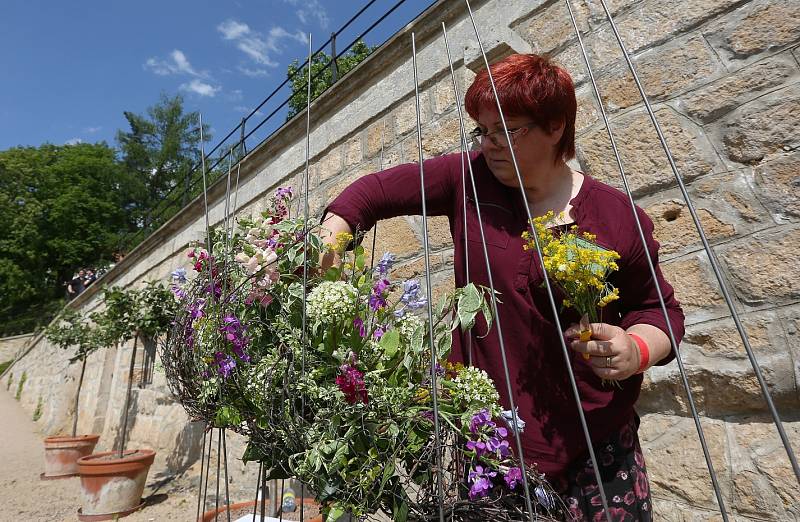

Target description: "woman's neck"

left=524, top=161, right=582, bottom=221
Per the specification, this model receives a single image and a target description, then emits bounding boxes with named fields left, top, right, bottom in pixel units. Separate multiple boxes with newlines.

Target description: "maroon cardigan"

left=325, top=151, right=685, bottom=481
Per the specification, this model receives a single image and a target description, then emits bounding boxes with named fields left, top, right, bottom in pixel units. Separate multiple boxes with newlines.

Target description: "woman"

left=321, top=53, right=684, bottom=521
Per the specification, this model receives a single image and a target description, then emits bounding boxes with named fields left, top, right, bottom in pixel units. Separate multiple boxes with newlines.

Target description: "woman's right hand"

left=320, top=213, right=352, bottom=271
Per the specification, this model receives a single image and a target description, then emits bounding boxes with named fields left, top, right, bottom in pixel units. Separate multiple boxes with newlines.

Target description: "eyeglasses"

left=469, top=122, right=537, bottom=148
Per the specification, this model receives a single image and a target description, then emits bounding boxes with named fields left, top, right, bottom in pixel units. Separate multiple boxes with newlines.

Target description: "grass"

left=0, top=359, right=11, bottom=376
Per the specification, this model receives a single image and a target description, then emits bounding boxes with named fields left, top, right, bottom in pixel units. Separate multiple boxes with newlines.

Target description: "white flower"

left=306, top=281, right=358, bottom=322
left=453, top=366, right=501, bottom=415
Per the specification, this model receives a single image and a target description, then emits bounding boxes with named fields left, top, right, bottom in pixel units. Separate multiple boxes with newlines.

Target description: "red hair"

left=465, top=54, right=576, bottom=161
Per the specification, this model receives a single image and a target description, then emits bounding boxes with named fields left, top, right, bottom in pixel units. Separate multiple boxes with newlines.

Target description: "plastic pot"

left=76, top=449, right=155, bottom=521
left=42, top=434, right=100, bottom=479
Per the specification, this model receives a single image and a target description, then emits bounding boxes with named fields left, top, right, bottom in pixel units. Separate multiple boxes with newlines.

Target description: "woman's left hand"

left=565, top=322, right=640, bottom=381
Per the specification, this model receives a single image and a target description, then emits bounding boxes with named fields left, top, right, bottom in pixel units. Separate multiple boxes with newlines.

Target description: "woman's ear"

left=548, top=119, right=566, bottom=142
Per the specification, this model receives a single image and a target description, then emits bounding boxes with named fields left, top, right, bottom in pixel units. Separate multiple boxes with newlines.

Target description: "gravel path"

left=0, top=388, right=198, bottom=522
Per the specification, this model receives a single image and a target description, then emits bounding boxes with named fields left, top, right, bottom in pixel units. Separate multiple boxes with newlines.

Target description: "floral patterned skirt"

left=559, top=415, right=652, bottom=522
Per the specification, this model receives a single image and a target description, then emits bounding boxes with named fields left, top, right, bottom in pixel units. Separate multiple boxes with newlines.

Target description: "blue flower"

left=501, top=408, right=526, bottom=435
left=171, top=267, right=187, bottom=283
left=374, top=252, right=395, bottom=277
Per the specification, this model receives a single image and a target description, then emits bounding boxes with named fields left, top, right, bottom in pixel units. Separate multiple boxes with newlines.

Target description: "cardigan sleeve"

left=323, top=153, right=462, bottom=234
left=617, top=206, right=685, bottom=366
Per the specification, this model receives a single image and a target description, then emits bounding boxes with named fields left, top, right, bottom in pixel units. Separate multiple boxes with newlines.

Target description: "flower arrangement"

left=523, top=211, right=620, bottom=342
left=162, top=187, right=566, bottom=521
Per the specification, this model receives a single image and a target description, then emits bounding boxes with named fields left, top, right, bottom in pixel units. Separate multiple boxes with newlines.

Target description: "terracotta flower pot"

left=200, top=498, right=322, bottom=522
left=42, top=434, right=100, bottom=479
left=76, top=449, right=156, bottom=521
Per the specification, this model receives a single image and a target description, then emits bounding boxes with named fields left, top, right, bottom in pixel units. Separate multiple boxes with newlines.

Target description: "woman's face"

left=475, top=107, right=564, bottom=188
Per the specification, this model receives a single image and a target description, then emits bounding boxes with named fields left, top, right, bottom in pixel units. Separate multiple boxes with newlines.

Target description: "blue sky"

left=0, top=0, right=433, bottom=151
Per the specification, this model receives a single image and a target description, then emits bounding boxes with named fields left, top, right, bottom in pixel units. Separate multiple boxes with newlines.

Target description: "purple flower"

left=215, top=352, right=236, bottom=378
left=466, top=440, right=487, bottom=456
left=373, top=326, right=385, bottom=340
left=219, top=315, right=251, bottom=362
left=369, top=279, right=390, bottom=311
left=487, top=437, right=510, bottom=458
left=275, top=186, right=293, bottom=199
left=504, top=467, right=523, bottom=490
left=374, top=253, right=395, bottom=277
left=469, top=409, right=493, bottom=434
left=188, top=299, right=206, bottom=319
left=467, top=465, right=497, bottom=500
left=170, top=284, right=186, bottom=300
left=353, top=317, right=366, bottom=337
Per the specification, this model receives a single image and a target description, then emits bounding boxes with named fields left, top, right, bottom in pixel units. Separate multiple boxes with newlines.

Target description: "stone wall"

left=0, top=333, right=33, bottom=363
left=2, top=0, right=798, bottom=519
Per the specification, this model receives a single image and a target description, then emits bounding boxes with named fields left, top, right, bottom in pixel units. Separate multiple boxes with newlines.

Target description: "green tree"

left=0, top=143, right=136, bottom=335
left=286, top=40, right=375, bottom=119
left=116, top=93, right=210, bottom=228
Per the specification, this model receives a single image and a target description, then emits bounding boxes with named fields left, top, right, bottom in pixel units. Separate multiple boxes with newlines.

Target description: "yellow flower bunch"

left=523, top=211, right=621, bottom=323
left=327, top=231, right=354, bottom=253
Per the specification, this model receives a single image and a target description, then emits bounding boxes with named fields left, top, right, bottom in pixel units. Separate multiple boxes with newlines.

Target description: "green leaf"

left=458, top=283, right=482, bottom=313
left=327, top=505, right=346, bottom=522
left=379, top=330, right=401, bottom=360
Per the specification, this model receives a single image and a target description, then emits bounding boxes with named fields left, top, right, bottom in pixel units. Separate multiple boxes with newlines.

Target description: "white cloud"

left=65, top=138, right=83, bottom=145
left=285, top=0, right=330, bottom=29
left=234, top=106, right=264, bottom=117
left=217, top=19, right=307, bottom=68
left=227, top=89, right=244, bottom=102
left=84, top=126, right=102, bottom=134
left=144, top=49, right=206, bottom=78
left=238, top=66, right=269, bottom=77
left=180, top=79, right=221, bottom=97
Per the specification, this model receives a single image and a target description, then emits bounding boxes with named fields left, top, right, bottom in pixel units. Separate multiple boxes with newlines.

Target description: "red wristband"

left=629, top=333, right=650, bottom=373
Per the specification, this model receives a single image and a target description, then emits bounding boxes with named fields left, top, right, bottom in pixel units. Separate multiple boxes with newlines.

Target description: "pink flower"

left=335, top=365, right=368, bottom=405
left=632, top=469, right=649, bottom=500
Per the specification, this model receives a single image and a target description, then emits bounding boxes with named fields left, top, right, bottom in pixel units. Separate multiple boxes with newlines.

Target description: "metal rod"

left=596, top=0, right=800, bottom=484
left=221, top=428, right=232, bottom=522
left=298, top=32, right=314, bottom=522
left=331, top=32, right=338, bottom=83
left=441, top=23, right=473, bottom=368
left=214, top=427, right=222, bottom=520
left=202, top=427, right=214, bottom=518
left=118, top=335, right=139, bottom=458
left=196, top=425, right=209, bottom=522
left=411, top=32, right=445, bottom=522
left=71, top=356, right=87, bottom=437
left=252, top=463, right=263, bottom=521
left=463, top=0, right=613, bottom=518
left=442, top=19, right=536, bottom=520
left=562, top=1, right=731, bottom=518
left=368, top=118, right=387, bottom=274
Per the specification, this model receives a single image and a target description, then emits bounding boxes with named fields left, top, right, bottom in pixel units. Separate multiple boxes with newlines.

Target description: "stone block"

left=660, top=254, right=724, bottom=321
left=394, top=94, right=432, bottom=138
left=718, top=226, right=800, bottom=306
left=418, top=116, right=463, bottom=158
left=650, top=499, right=724, bottom=521
left=343, top=135, right=363, bottom=169
left=380, top=145, right=402, bottom=170
left=432, top=77, right=457, bottom=115
left=678, top=54, right=798, bottom=124
left=552, top=44, right=589, bottom=87
left=364, top=117, right=394, bottom=159
left=728, top=417, right=800, bottom=517
left=647, top=198, right=735, bottom=257
left=365, top=216, right=421, bottom=260
left=714, top=83, right=800, bottom=165
left=609, top=0, right=745, bottom=57
left=512, top=0, right=590, bottom=56
left=595, top=35, right=724, bottom=113
left=575, top=85, right=600, bottom=134
left=410, top=215, right=452, bottom=251
left=324, top=160, right=379, bottom=205
left=639, top=413, right=730, bottom=507
left=682, top=312, right=778, bottom=360
left=704, top=0, right=800, bottom=67
left=577, top=107, right=722, bottom=196
left=316, top=145, right=343, bottom=182
left=753, top=153, right=800, bottom=222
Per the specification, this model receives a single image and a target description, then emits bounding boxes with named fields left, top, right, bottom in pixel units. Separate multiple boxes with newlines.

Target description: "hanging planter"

left=76, top=449, right=155, bottom=521
left=42, top=433, right=100, bottom=480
